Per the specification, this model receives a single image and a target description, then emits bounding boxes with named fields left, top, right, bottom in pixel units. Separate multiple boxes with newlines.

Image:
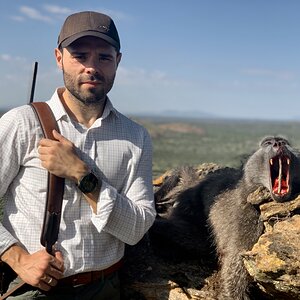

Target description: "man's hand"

left=38, top=130, right=88, bottom=183
left=39, top=130, right=101, bottom=213
left=1, top=245, right=64, bottom=291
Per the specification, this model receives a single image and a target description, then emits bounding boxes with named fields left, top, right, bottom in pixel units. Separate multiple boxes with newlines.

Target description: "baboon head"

left=245, top=136, right=300, bottom=202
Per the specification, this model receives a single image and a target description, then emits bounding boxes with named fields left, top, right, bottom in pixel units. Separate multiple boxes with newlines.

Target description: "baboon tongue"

left=272, top=157, right=289, bottom=195
left=273, top=178, right=288, bottom=195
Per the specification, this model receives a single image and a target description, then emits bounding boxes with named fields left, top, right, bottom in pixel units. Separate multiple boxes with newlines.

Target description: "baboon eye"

left=263, top=141, right=272, bottom=146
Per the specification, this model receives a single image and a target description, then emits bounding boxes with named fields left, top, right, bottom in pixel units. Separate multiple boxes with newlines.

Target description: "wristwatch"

left=77, top=172, right=98, bottom=194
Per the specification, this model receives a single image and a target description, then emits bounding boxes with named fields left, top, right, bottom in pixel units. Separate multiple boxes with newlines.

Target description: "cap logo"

left=97, top=25, right=109, bottom=32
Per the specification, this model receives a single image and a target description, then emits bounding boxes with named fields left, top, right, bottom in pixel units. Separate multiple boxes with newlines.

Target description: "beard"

left=62, top=68, right=116, bottom=106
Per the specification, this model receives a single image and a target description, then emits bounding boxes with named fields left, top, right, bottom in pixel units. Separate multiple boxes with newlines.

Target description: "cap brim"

left=60, top=30, right=120, bottom=50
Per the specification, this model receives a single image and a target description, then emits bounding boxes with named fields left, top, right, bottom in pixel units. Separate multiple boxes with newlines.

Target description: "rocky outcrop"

left=243, top=189, right=300, bottom=299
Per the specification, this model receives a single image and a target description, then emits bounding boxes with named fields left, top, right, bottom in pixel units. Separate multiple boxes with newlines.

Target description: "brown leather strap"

left=30, top=102, right=58, bottom=140
left=30, top=102, right=65, bottom=253
left=31, top=102, right=65, bottom=215
left=57, top=259, right=124, bottom=287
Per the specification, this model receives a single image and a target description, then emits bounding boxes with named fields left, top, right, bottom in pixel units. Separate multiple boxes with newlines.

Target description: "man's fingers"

left=39, top=131, right=71, bottom=147
left=39, top=138, right=55, bottom=147
left=41, top=274, right=56, bottom=285
left=47, top=266, right=63, bottom=280
left=38, top=281, right=52, bottom=291
left=50, top=251, right=64, bottom=272
left=54, top=250, right=64, bottom=264
left=52, top=130, right=72, bottom=145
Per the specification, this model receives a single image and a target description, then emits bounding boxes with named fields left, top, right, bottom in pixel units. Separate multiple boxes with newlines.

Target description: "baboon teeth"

left=287, top=158, right=290, bottom=165
left=270, top=158, right=273, bottom=165
left=278, top=157, right=282, bottom=194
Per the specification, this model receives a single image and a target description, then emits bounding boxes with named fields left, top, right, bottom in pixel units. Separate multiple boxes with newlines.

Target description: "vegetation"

left=134, top=117, right=300, bottom=178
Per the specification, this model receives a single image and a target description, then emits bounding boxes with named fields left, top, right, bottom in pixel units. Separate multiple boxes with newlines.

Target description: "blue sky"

left=1, top=1, right=300, bottom=120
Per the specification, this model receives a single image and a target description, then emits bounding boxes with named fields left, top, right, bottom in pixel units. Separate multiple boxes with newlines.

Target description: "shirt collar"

left=46, top=88, right=68, bottom=122
left=46, top=88, right=119, bottom=123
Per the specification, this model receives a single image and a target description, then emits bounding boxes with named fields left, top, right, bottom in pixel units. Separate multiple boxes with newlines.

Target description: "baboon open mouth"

left=269, top=155, right=290, bottom=197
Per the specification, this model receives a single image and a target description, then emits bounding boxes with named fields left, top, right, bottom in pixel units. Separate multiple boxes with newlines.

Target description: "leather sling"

left=0, top=102, right=65, bottom=299
left=31, top=102, right=65, bottom=254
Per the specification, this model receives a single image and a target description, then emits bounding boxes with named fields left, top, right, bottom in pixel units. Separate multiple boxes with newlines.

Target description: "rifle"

left=28, top=61, right=65, bottom=254
left=0, top=62, right=65, bottom=299
left=28, top=61, right=38, bottom=104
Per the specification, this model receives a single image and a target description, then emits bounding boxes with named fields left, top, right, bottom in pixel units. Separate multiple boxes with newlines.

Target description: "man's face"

left=55, top=36, right=121, bottom=106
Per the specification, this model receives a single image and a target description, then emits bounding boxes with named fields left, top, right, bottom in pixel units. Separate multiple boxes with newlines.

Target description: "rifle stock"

left=41, top=211, right=61, bottom=254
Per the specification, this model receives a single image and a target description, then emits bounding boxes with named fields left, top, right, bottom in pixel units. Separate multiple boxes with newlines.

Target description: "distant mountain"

left=130, top=109, right=300, bottom=122
left=131, top=109, right=218, bottom=119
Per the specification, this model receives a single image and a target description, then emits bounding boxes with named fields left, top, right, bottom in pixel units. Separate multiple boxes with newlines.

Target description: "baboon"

left=150, top=136, right=300, bottom=299
left=209, top=136, right=300, bottom=300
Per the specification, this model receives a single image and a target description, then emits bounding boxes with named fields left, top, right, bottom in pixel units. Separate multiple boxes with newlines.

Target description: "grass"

left=136, top=117, right=300, bottom=178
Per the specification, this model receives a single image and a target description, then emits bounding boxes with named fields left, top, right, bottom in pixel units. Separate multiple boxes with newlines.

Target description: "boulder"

left=243, top=190, right=300, bottom=299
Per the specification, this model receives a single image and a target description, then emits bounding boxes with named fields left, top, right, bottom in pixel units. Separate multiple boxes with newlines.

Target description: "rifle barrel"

left=28, top=62, right=38, bottom=104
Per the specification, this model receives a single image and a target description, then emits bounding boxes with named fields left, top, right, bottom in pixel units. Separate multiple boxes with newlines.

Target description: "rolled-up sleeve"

left=91, top=129, right=156, bottom=245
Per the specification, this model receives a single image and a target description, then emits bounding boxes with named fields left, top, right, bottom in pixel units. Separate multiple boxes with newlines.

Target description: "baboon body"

left=150, top=137, right=300, bottom=299
left=150, top=165, right=240, bottom=261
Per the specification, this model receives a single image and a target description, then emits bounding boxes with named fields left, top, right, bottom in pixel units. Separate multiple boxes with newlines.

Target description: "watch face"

left=79, top=173, right=98, bottom=193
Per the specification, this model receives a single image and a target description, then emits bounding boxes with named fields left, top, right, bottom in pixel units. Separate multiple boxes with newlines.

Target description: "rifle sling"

left=0, top=102, right=65, bottom=300
left=30, top=102, right=65, bottom=252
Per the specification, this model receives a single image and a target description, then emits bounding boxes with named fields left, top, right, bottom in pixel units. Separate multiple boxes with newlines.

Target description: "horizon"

left=1, top=105, right=300, bottom=123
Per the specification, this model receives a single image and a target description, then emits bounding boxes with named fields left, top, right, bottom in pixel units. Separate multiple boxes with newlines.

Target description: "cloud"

left=242, top=68, right=296, bottom=81
left=116, top=66, right=179, bottom=87
left=97, top=8, right=131, bottom=21
left=11, top=5, right=130, bottom=25
left=43, top=5, right=73, bottom=15
left=19, top=6, right=53, bottom=23
left=0, top=54, right=12, bottom=61
left=11, top=5, right=72, bottom=24
left=0, top=54, right=27, bottom=63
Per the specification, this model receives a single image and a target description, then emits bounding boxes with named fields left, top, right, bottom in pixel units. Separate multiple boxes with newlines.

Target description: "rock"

left=243, top=192, right=300, bottom=299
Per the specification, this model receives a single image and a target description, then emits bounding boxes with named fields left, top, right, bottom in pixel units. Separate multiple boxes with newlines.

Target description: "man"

left=0, top=11, right=156, bottom=299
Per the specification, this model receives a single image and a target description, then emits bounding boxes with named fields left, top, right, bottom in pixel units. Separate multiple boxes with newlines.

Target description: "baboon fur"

left=150, top=136, right=300, bottom=299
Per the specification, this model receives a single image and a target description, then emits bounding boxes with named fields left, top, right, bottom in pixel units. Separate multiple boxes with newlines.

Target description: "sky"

left=1, top=1, right=300, bottom=120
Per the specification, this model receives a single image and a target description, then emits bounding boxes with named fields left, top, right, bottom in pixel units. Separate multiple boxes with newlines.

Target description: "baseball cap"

left=58, top=11, right=121, bottom=51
